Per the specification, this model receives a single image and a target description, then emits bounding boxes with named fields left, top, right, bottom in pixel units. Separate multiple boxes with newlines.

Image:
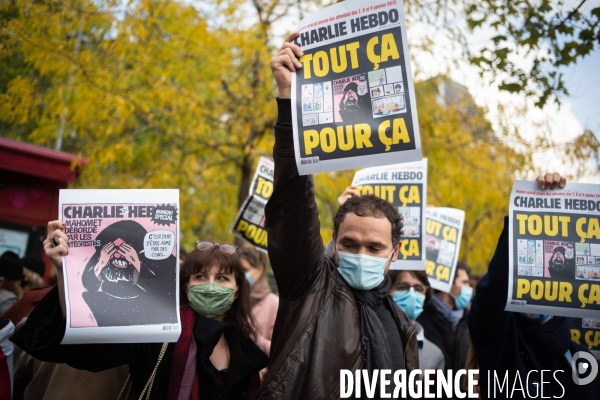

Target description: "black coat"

left=417, top=303, right=470, bottom=372
left=11, top=287, right=268, bottom=400
left=468, top=217, right=600, bottom=399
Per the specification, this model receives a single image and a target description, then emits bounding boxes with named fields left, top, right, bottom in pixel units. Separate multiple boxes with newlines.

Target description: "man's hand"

left=536, top=172, right=567, bottom=190
left=338, top=185, right=359, bottom=206
left=45, top=220, right=69, bottom=270
left=270, top=32, right=303, bottom=99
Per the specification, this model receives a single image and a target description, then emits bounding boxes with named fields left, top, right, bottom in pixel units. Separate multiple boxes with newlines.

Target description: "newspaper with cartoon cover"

left=231, top=157, right=273, bottom=252
left=351, top=159, right=427, bottom=270
left=291, top=0, right=422, bottom=175
left=425, top=207, right=465, bottom=292
left=59, top=189, right=180, bottom=344
left=506, top=181, right=600, bottom=318
left=570, top=317, right=600, bottom=360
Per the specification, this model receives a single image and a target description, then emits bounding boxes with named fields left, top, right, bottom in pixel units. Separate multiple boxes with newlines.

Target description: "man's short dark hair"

left=332, top=194, right=403, bottom=247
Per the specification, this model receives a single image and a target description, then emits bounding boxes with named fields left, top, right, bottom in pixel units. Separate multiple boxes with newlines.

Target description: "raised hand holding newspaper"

left=291, top=0, right=422, bottom=174
left=351, top=159, right=427, bottom=270
left=59, top=189, right=180, bottom=344
left=506, top=181, right=600, bottom=318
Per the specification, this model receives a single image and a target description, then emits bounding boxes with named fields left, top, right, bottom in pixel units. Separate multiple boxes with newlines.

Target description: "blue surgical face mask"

left=454, top=286, right=473, bottom=310
left=245, top=271, right=255, bottom=287
left=336, top=246, right=394, bottom=291
left=520, top=313, right=553, bottom=325
left=393, top=287, right=425, bottom=321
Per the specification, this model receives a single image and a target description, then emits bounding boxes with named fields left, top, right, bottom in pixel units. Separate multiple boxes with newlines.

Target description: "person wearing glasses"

left=259, top=33, right=418, bottom=400
left=11, top=225, right=269, bottom=400
left=238, top=247, right=279, bottom=358
left=388, top=270, right=445, bottom=371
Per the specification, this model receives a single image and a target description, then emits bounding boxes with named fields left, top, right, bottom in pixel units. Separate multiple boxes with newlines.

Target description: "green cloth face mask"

left=188, top=282, right=235, bottom=318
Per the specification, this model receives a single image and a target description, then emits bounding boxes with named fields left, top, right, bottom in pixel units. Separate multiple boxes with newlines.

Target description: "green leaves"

left=417, top=0, right=599, bottom=107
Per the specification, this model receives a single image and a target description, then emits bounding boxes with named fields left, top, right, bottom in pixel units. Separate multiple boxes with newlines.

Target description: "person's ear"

left=233, top=284, right=239, bottom=301
left=184, top=282, right=190, bottom=296
left=390, top=242, right=401, bottom=262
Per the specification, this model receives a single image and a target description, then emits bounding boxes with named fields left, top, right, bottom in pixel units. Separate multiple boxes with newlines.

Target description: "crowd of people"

left=1, top=32, right=598, bottom=400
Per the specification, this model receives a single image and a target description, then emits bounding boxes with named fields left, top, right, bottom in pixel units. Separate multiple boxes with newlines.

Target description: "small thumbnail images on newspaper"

left=301, top=66, right=407, bottom=127
left=516, top=240, right=600, bottom=281
left=425, top=233, right=457, bottom=266
left=398, top=206, right=420, bottom=238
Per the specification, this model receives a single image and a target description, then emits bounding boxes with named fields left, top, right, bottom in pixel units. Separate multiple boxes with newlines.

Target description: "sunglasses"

left=195, top=240, right=238, bottom=254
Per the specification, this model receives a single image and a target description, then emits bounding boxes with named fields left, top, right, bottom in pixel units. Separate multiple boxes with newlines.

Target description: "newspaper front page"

left=291, top=0, right=422, bottom=174
left=59, top=189, right=181, bottom=344
left=506, top=181, right=600, bottom=318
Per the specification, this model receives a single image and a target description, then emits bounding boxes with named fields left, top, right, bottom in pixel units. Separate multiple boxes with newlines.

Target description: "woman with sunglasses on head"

left=12, top=221, right=269, bottom=400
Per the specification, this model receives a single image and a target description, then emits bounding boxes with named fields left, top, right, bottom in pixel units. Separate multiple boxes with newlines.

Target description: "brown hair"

left=333, top=194, right=404, bottom=247
left=0, top=279, right=23, bottom=298
left=23, top=268, right=44, bottom=290
left=388, top=270, right=432, bottom=306
left=180, top=248, right=256, bottom=341
left=238, top=247, right=264, bottom=270
left=455, top=261, right=472, bottom=281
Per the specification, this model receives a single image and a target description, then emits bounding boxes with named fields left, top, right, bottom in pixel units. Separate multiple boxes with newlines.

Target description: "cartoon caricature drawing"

left=81, top=220, right=177, bottom=326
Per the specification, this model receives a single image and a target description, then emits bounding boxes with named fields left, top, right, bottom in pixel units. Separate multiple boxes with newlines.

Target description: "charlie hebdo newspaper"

left=59, top=189, right=181, bottom=344
left=506, top=181, right=600, bottom=318
left=351, top=159, right=427, bottom=270
left=570, top=317, right=600, bottom=360
left=291, top=0, right=422, bottom=175
left=231, top=157, right=274, bottom=252
left=425, top=207, right=465, bottom=292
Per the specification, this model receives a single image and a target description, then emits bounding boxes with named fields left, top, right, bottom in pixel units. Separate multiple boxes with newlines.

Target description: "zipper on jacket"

left=335, top=288, right=357, bottom=309
left=403, top=326, right=417, bottom=371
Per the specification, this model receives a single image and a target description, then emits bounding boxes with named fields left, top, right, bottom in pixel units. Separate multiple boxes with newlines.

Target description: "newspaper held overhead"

left=425, top=208, right=465, bottom=292
left=231, top=157, right=273, bottom=252
left=59, top=189, right=180, bottom=344
left=351, top=159, right=427, bottom=270
left=506, top=181, right=600, bottom=318
left=291, top=0, right=422, bottom=175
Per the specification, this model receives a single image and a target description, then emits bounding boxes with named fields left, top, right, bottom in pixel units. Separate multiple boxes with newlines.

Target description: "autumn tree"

left=0, top=0, right=314, bottom=249
left=406, top=0, right=600, bottom=107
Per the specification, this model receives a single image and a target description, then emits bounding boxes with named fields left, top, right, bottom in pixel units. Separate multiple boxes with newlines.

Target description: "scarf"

left=167, top=307, right=200, bottom=400
left=431, top=293, right=463, bottom=329
left=350, top=275, right=394, bottom=374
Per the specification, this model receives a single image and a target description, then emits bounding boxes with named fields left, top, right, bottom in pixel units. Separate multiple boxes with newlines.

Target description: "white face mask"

left=336, top=245, right=394, bottom=290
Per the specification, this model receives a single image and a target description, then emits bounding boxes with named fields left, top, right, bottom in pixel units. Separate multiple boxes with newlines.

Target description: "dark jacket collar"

left=193, top=314, right=269, bottom=387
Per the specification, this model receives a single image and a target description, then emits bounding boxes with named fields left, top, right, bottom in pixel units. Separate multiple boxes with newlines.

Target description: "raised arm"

left=44, top=220, right=69, bottom=317
left=468, top=173, right=567, bottom=347
left=264, top=33, right=326, bottom=301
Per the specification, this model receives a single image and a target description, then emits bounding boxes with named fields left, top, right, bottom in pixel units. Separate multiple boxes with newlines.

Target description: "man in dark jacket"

left=417, top=261, right=472, bottom=373
left=468, top=173, right=600, bottom=399
left=257, top=33, right=418, bottom=400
